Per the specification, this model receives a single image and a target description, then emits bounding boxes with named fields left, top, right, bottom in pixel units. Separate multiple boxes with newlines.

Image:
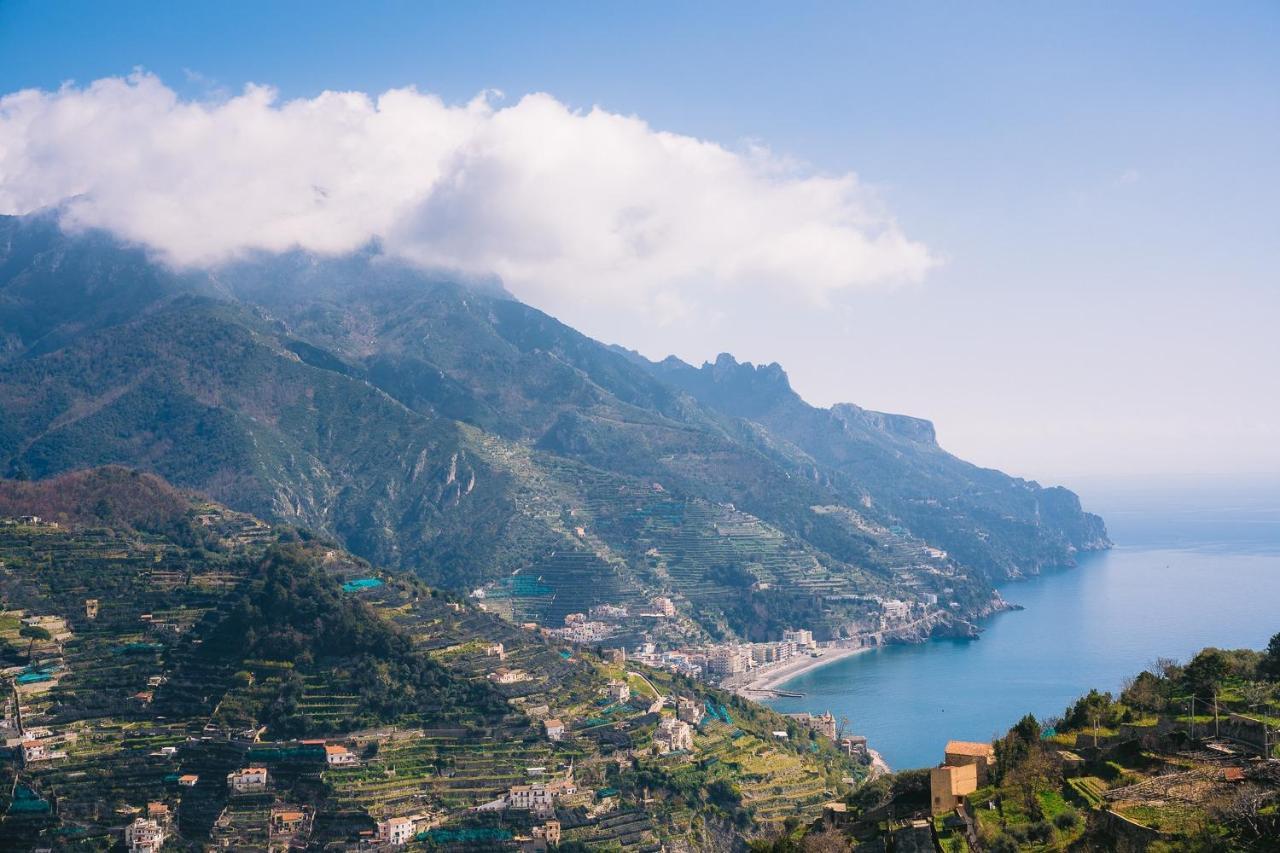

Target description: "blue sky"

left=1, top=1, right=1277, bottom=483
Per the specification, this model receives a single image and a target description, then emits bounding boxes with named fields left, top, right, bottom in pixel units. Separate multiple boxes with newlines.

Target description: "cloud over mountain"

left=0, top=72, right=934, bottom=312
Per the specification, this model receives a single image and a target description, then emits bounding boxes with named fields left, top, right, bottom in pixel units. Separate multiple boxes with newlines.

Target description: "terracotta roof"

left=1224, top=767, right=1246, bottom=782
left=324, top=744, right=350, bottom=754
left=945, top=740, right=994, bottom=757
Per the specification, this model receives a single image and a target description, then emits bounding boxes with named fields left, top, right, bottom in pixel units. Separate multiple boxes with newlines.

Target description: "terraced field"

left=467, top=432, right=923, bottom=640
left=0, top=478, right=865, bottom=850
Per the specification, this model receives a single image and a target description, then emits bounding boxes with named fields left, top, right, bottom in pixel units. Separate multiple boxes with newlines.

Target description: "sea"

left=764, top=477, right=1280, bottom=770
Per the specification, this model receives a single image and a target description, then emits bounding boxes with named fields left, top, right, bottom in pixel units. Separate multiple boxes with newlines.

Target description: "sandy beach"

left=728, top=643, right=870, bottom=696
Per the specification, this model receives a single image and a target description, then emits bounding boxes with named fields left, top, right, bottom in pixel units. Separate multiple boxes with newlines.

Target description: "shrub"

left=987, top=835, right=1020, bottom=853
left=1054, top=808, right=1080, bottom=830
left=1026, top=820, right=1056, bottom=844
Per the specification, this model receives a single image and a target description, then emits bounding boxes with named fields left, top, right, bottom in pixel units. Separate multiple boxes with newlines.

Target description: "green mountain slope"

left=0, top=470, right=863, bottom=850
left=0, top=214, right=1106, bottom=643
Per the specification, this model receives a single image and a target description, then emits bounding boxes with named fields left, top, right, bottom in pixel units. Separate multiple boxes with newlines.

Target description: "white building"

left=377, top=816, right=415, bottom=846
left=750, top=641, right=796, bottom=665
left=705, top=646, right=752, bottom=677
left=783, top=628, right=816, bottom=648
left=588, top=603, right=628, bottom=621
left=227, top=766, right=268, bottom=793
left=676, top=696, right=704, bottom=725
left=606, top=680, right=630, bottom=702
left=508, top=784, right=556, bottom=812
left=543, top=719, right=565, bottom=742
left=324, top=744, right=359, bottom=766
left=653, top=717, right=694, bottom=754
left=125, top=817, right=166, bottom=853
left=21, top=740, right=47, bottom=763
left=881, top=599, right=911, bottom=622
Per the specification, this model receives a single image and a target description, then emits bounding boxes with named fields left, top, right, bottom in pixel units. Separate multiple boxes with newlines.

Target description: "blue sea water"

left=765, top=481, right=1280, bottom=771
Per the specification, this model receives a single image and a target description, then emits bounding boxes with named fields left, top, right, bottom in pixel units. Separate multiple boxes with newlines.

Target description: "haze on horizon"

left=1, top=1, right=1276, bottom=486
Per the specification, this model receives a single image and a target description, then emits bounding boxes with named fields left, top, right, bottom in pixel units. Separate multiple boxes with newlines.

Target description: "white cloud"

left=0, top=72, right=935, bottom=315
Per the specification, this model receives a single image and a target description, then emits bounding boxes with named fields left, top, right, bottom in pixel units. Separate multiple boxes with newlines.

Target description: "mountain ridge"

left=0, top=213, right=1107, bottom=647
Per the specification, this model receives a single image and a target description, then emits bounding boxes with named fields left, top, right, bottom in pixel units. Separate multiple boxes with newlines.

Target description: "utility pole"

left=1214, top=691, right=1220, bottom=738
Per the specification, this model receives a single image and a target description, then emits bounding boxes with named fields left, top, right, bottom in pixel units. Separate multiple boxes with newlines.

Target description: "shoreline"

left=727, top=643, right=871, bottom=696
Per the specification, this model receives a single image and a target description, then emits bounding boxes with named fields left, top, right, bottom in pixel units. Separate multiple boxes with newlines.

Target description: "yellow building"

left=930, top=739, right=995, bottom=815
left=943, top=740, right=995, bottom=785
left=930, top=762, right=978, bottom=815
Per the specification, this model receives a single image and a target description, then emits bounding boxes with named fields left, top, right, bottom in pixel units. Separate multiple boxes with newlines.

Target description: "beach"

left=727, top=643, right=870, bottom=696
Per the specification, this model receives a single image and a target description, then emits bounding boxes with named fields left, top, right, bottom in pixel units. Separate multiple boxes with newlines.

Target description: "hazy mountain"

left=0, top=214, right=1107, bottom=641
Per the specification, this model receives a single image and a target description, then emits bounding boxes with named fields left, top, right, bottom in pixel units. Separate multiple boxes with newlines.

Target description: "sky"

left=1, top=1, right=1277, bottom=486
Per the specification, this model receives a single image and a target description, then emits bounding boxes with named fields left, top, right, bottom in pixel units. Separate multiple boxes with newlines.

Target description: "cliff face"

left=634, top=351, right=1110, bottom=581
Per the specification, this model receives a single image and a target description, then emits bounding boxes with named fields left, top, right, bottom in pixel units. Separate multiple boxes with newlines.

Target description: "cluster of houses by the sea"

left=621, top=627, right=823, bottom=680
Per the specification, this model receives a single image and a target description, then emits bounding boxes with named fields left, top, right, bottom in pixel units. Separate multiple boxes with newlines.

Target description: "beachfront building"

left=783, top=628, right=816, bottom=648
left=705, top=646, right=752, bottom=677
left=750, top=641, right=797, bottom=665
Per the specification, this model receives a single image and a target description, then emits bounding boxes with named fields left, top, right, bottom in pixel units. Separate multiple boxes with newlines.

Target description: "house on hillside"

left=544, top=719, right=565, bottom=742
left=324, top=744, right=359, bottom=766
left=376, top=816, right=414, bottom=846
left=787, top=710, right=837, bottom=741
left=489, top=667, right=527, bottom=684
left=528, top=819, right=561, bottom=852
left=676, top=696, right=703, bottom=725
left=227, top=766, right=268, bottom=793
left=21, top=740, right=48, bottom=764
left=606, top=680, right=630, bottom=702
left=930, top=740, right=994, bottom=815
left=653, top=717, right=694, bottom=754
left=125, top=817, right=166, bottom=853
left=943, top=740, right=995, bottom=785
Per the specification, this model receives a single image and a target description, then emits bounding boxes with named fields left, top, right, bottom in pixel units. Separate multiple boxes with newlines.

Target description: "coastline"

left=727, top=643, right=871, bottom=696
left=867, top=747, right=892, bottom=777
